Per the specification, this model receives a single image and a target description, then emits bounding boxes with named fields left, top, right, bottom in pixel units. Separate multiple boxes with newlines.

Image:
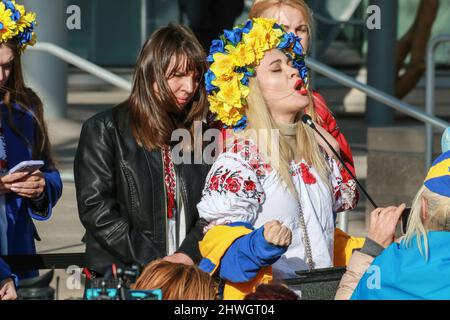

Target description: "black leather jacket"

left=74, top=102, right=210, bottom=273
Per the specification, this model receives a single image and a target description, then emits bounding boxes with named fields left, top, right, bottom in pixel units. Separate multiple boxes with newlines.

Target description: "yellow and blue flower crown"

left=206, top=18, right=308, bottom=130
left=0, top=0, right=37, bottom=51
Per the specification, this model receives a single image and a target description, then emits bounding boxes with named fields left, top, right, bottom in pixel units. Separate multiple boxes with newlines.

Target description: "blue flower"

left=240, top=74, right=249, bottom=86
left=242, top=20, right=253, bottom=34
left=205, top=69, right=217, bottom=93
left=233, top=116, right=248, bottom=132
left=209, top=39, right=225, bottom=56
left=278, top=32, right=295, bottom=49
left=273, top=23, right=283, bottom=30
left=223, top=28, right=243, bottom=46
left=293, top=38, right=304, bottom=56
left=294, top=60, right=308, bottom=80
left=207, top=54, right=214, bottom=63
left=4, top=1, right=20, bottom=22
left=237, top=67, right=254, bottom=78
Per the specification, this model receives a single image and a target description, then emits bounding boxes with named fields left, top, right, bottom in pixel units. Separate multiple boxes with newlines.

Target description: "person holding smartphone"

left=336, top=151, right=450, bottom=300
left=0, top=2, right=62, bottom=280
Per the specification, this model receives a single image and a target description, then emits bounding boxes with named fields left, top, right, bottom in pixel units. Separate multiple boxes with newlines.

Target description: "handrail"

left=306, top=57, right=450, bottom=131
left=314, top=13, right=365, bottom=27
left=426, top=34, right=450, bottom=169
left=29, top=42, right=132, bottom=91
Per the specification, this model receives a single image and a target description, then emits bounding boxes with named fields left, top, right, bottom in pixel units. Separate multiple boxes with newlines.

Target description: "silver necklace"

left=292, top=163, right=315, bottom=271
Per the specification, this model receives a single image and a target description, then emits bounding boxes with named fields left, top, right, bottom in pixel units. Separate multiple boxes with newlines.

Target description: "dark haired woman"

left=0, top=2, right=62, bottom=280
left=74, top=24, right=211, bottom=275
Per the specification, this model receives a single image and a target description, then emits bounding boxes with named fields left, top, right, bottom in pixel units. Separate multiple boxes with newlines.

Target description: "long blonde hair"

left=234, top=78, right=330, bottom=197
left=132, top=260, right=217, bottom=300
left=249, top=0, right=322, bottom=125
left=404, top=186, right=450, bottom=260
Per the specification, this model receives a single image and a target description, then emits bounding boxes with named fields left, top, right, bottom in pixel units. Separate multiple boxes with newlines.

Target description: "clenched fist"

left=263, top=220, right=292, bottom=247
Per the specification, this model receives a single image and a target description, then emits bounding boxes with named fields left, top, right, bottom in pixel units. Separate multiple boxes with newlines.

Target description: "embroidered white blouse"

left=197, top=137, right=357, bottom=279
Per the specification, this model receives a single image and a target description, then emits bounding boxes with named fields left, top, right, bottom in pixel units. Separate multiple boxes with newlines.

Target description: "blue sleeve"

left=0, top=258, right=12, bottom=282
left=27, top=169, right=63, bottom=221
left=219, top=226, right=287, bottom=283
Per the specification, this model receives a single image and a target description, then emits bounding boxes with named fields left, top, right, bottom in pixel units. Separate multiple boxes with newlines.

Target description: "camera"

left=84, top=264, right=162, bottom=300
left=16, top=264, right=162, bottom=300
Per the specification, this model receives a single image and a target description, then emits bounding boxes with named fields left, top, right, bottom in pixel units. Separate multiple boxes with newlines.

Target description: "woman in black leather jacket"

left=74, top=24, right=210, bottom=275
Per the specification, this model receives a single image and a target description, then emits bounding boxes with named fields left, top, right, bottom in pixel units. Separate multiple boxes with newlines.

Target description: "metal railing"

left=426, top=34, right=450, bottom=169
left=30, top=42, right=132, bottom=91
left=29, top=42, right=132, bottom=184
left=307, top=40, right=450, bottom=233
left=306, top=57, right=450, bottom=131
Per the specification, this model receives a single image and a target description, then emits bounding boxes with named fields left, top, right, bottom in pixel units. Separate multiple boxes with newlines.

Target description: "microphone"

left=301, top=114, right=378, bottom=209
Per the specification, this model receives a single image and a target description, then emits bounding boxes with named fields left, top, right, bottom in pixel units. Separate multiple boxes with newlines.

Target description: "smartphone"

left=8, top=160, right=44, bottom=175
left=401, top=207, right=411, bottom=235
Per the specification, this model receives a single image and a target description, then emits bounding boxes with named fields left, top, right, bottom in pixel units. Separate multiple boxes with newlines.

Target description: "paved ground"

left=35, top=79, right=428, bottom=298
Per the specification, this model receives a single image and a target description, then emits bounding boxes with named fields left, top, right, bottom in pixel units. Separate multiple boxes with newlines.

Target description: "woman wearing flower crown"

left=249, top=0, right=359, bottom=211
left=0, top=0, right=62, bottom=281
left=196, top=18, right=358, bottom=298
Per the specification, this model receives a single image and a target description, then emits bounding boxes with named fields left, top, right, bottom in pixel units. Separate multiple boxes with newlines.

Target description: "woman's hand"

left=0, top=278, right=17, bottom=300
left=368, top=204, right=406, bottom=248
left=0, top=172, right=30, bottom=195
left=313, top=125, right=340, bottom=158
left=10, top=170, right=46, bottom=199
left=263, top=220, right=292, bottom=247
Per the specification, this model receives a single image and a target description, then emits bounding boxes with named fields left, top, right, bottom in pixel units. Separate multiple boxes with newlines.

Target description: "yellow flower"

left=0, top=2, right=17, bottom=42
left=226, top=43, right=255, bottom=67
left=208, top=93, right=222, bottom=115
left=210, top=52, right=235, bottom=77
left=216, top=74, right=242, bottom=106
left=219, top=106, right=244, bottom=127
left=239, top=81, right=250, bottom=100
left=253, top=18, right=277, bottom=31
left=17, top=11, right=36, bottom=33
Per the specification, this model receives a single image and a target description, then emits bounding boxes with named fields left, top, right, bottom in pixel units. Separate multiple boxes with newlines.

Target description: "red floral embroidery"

left=244, top=179, right=256, bottom=192
left=209, top=175, right=220, bottom=191
left=300, top=163, right=317, bottom=184
left=227, top=139, right=273, bottom=179
left=225, top=176, right=241, bottom=193
left=291, top=162, right=317, bottom=185
left=162, top=146, right=176, bottom=219
left=204, top=164, right=265, bottom=203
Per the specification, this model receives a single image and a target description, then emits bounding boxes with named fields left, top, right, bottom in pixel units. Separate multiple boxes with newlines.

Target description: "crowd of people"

left=1, top=0, right=449, bottom=301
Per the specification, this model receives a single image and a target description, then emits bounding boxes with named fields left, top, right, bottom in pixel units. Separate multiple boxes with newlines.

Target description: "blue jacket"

left=0, top=258, right=11, bottom=282
left=1, top=103, right=62, bottom=279
left=351, top=231, right=450, bottom=300
left=199, top=222, right=286, bottom=282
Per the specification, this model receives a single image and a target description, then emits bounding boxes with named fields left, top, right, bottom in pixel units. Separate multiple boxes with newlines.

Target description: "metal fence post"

left=22, top=0, right=68, bottom=119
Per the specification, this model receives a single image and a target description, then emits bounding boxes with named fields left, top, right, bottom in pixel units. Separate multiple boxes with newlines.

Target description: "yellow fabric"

left=334, top=228, right=365, bottom=267
left=224, top=266, right=272, bottom=300
left=425, top=158, right=450, bottom=181
left=199, top=225, right=273, bottom=300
